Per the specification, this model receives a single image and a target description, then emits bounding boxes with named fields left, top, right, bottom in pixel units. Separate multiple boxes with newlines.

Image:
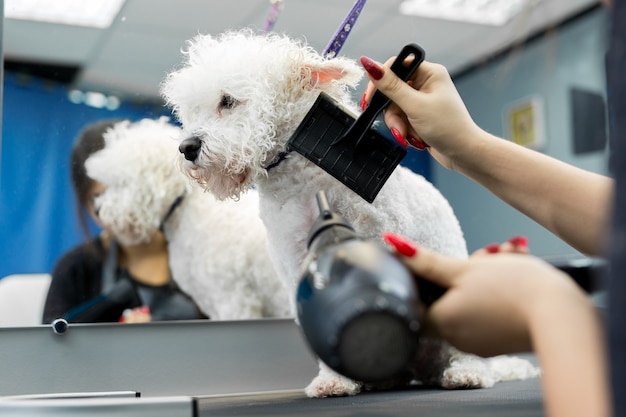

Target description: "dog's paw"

left=488, top=355, right=541, bottom=382
left=304, top=373, right=362, bottom=398
left=441, top=358, right=496, bottom=389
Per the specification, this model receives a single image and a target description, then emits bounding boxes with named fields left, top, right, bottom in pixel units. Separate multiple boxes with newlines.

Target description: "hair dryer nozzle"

left=307, top=191, right=355, bottom=248
left=297, top=191, right=424, bottom=384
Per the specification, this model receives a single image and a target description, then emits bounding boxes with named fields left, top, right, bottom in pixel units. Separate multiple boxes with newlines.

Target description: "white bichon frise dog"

left=161, top=30, right=539, bottom=397
left=84, top=117, right=291, bottom=320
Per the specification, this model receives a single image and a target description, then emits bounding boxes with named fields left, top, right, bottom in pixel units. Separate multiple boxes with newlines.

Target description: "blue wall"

left=0, top=73, right=168, bottom=277
left=433, top=7, right=610, bottom=256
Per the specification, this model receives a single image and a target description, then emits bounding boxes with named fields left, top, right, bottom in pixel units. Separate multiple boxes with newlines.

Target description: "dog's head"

left=85, top=117, right=191, bottom=246
left=160, top=29, right=363, bottom=199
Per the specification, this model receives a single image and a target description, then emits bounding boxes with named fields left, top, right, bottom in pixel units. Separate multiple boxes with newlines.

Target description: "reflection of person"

left=42, top=120, right=207, bottom=324
left=359, top=33, right=616, bottom=417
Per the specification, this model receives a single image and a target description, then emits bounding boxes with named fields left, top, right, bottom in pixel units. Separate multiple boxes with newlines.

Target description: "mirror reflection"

left=0, top=0, right=609, bottom=326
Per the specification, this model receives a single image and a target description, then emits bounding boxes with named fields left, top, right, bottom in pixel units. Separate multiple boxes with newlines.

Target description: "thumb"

left=382, top=233, right=464, bottom=289
left=360, top=55, right=423, bottom=114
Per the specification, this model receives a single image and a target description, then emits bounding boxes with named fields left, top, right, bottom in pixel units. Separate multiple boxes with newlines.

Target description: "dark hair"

left=71, top=119, right=126, bottom=238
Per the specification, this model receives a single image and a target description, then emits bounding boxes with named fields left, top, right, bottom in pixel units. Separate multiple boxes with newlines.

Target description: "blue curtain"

left=0, top=72, right=168, bottom=277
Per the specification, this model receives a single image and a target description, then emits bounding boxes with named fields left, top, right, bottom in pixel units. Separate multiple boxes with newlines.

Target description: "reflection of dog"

left=161, top=30, right=539, bottom=397
left=84, top=117, right=291, bottom=320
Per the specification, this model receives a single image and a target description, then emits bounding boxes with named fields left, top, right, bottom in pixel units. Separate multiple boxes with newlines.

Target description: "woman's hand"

left=361, top=58, right=484, bottom=171
left=382, top=233, right=587, bottom=357
left=383, top=232, right=609, bottom=417
left=119, top=306, right=152, bottom=323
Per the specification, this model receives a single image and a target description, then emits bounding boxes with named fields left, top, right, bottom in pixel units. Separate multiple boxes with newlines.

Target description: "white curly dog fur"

left=84, top=117, right=291, bottom=320
left=161, top=30, right=539, bottom=397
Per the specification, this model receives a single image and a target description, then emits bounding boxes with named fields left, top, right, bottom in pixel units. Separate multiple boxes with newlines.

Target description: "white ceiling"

left=3, top=0, right=599, bottom=102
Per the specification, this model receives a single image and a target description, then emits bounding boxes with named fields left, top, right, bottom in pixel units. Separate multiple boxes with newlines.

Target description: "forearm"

left=528, top=289, right=610, bottom=417
left=452, top=131, right=613, bottom=256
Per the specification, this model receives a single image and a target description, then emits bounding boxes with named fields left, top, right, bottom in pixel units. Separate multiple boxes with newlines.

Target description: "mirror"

left=0, top=0, right=609, bottom=326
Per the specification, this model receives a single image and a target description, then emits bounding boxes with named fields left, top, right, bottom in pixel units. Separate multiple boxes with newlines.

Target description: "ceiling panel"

left=3, top=0, right=602, bottom=101
left=3, top=19, right=103, bottom=64
left=113, top=0, right=271, bottom=33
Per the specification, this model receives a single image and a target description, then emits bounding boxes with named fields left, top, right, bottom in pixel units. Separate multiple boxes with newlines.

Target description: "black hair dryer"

left=296, top=191, right=443, bottom=384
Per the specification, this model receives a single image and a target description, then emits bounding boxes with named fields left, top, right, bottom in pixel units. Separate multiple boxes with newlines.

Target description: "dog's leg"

left=410, top=339, right=492, bottom=389
left=486, top=355, right=541, bottom=382
left=411, top=339, right=540, bottom=389
left=304, top=360, right=362, bottom=398
left=440, top=351, right=541, bottom=389
left=440, top=354, right=497, bottom=389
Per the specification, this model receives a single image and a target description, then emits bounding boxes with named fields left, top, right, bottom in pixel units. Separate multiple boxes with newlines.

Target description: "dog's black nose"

left=179, top=136, right=202, bottom=162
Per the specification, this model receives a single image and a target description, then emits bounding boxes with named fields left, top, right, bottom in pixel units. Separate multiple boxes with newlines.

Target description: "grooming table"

left=196, top=378, right=544, bottom=417
left=0, top=319, right=544, bottom=416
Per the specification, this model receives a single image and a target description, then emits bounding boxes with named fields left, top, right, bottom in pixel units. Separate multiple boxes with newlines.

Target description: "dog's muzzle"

left=179, top=136, right=202, bottom=162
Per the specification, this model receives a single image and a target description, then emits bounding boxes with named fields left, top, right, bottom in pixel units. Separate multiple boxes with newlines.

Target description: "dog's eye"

left=219, top=94, right=238, bottom=111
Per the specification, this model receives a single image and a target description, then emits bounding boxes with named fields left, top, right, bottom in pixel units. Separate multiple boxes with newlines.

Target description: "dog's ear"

left=302, top=57, right=363, bottom=90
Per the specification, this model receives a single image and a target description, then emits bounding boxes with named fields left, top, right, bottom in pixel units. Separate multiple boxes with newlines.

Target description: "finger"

left=475, top=236, right=529, bottom=255
left=383, top=106, right=411, bottom=137
left=382, top=233, right=465, bottom=288
left=507, top=235, right=529, bottom=253
left=381, top=110, right=429, bottom=151
left=362, top=81, right=376, bottom=110
left=361, top=56, right=401, bottom=106
left=499, top=242, right=530, bottom=255
left=406, top=133, right=429, bottom=151
left=472, top=243, right=501, bottom=257
left=360, top=56, right=423, bottom=116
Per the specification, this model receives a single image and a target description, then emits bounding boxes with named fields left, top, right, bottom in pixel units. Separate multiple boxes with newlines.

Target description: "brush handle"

left=334, top=43, right=425, bottom=146
left=367, top=43, right=425, bottom=117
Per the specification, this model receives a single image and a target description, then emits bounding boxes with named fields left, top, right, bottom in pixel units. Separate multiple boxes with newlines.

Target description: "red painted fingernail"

left=391, top=128, right=409, bottom=147
left=361, top=92, right=368, bottom=111
left=141, top=306, right=151, bottom=314
left=408, top=136, right=428, bottom=151
left=484, top=243, right=500, bottom=254
left=360, top=56, right=384, bottom=80
left=508, top=236, right=529, bottom=248
left=383, top=233, right=418, bottom=257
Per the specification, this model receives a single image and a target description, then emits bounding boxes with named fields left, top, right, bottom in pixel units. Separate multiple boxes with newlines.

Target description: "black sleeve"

left=606, top=4, right=626, bottom=416
left=42, top=242, right=104, bottom=323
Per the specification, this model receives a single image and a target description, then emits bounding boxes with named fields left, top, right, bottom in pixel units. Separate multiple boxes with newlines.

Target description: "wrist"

left=523, top=269, right=592, bottom=346
left=443, top=125, right=493, bottom=174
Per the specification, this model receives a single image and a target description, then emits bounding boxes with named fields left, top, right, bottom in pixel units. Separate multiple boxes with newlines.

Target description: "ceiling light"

left=399, top=0, right=543, bottom=26
left=5, top=0, right=126, bottom=29
left=68, top=89, right=121, bottom=111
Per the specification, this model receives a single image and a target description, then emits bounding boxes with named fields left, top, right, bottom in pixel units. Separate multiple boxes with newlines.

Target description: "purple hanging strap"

left=263, top=0, right=284, bottom=34
left=323, top=0, right=367, bottom=58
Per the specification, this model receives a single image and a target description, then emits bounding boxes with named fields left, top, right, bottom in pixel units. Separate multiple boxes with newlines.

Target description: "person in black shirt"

left=43, top=120, right=207, bottom=324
